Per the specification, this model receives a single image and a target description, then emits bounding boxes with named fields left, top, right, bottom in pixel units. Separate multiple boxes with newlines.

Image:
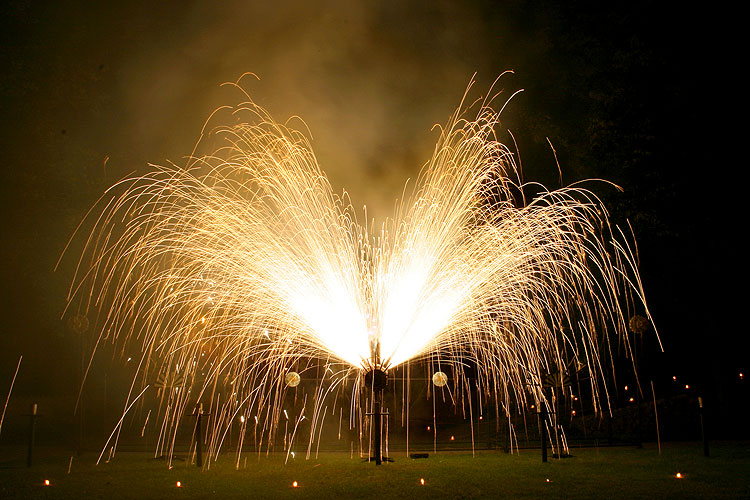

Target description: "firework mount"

left=364, top=338, right=390, bottom=464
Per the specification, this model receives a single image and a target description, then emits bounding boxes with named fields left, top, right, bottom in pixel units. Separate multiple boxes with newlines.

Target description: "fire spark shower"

left=66, top=80, right=654, bottom=466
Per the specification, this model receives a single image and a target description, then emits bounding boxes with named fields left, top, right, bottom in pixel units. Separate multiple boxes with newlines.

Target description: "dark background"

left=0, top=0, right=746, bottom=447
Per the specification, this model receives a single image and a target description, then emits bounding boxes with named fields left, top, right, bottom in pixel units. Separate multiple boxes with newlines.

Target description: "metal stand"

left=365, top=368, right=388, bottom=465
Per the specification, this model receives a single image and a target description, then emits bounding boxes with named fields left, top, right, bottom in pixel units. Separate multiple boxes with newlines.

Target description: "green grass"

left=1, top=443, right=748, bottom=499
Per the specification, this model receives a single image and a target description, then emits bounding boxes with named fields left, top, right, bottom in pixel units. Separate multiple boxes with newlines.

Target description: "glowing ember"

left=292, top=481, right=298, bottom=488
left=44, top=480, right=50, bottom=486
left=432, top=371, right=448, bottom=387
left=675, top=473, right=682, bottom=479
left=176, top=481, right=182, bottom=487
left=420, top=478, right=425, bottom=485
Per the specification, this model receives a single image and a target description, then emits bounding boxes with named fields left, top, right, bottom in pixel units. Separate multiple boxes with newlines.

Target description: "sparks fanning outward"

left=66, top=79, right=655, bottom=464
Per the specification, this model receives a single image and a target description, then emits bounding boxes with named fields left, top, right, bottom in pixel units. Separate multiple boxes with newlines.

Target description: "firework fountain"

left=65, top=77, right=655, bottom=467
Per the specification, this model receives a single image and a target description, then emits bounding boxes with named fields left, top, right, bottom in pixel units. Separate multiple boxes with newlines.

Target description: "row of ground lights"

left=41, top=473, right=686, bottom=489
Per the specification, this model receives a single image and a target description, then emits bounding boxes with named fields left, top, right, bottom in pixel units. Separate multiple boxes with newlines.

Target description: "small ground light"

left=420, top=478, right=425, bottom=485
left=675, top=473, right=682, bottom=479
left=292, top=481, right=298, bottom=488
left=176, top=481, right=182, bottom=487
left=44, top=480, right=50, bottom=486
left=546, top=478, right=550, bottom=483
left=685, top=384, right=690, bottom=390
left=450, top=435, right=455, bottom=441
left=629, top=397, right=634, bottom=403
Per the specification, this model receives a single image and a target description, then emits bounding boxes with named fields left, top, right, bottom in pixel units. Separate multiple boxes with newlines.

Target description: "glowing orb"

left=285, top=371, right=301, bottom=387
left=292, top=481, right=298, bottom=487
left=44, top=480, right=50, bottom=486
left=629, top=314, right=649, bottom=334
left=432, top=371, right=448, bottom=387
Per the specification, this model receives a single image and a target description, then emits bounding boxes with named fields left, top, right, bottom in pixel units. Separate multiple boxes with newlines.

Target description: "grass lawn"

left=1, top=442, right=748, bottom=499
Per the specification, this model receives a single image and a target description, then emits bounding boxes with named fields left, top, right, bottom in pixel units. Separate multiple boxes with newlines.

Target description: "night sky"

left=0, top=1, right=746, bottom=439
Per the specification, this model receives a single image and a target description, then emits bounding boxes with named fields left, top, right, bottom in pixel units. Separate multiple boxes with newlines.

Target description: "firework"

left=65, top=78, right=655, bottom=464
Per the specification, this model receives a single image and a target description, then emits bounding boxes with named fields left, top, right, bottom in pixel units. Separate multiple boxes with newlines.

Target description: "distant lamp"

left=432, top=371, right=448, bottom=387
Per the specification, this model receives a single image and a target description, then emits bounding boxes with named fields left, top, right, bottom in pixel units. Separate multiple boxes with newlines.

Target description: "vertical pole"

left=651, top=381, right=661, bottom=455
left=698, top=397, right=709, bottom=457
left=195, top=403, right=203, bottom=467
left=78, top=336, right=84, bottom=456
left=27, top=403, right=37, bottom=467
left=406, top=361, right=410, bottom=457
left=540, top=403, right=547, bottom=463
left=373, top=389, right=382, bottom=465
left=636, top=389, right=643, bottom=448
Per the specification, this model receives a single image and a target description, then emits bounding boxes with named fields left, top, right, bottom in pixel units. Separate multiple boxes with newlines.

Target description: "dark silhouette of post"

left=373, top=391, right=382, bottom=465
left=190, top=403, right=209, bottom=467
left=364, top=367, right=387, bottom=465
left=540, top=404, right=548, bottom=463
left=698, top=396, right=709, bottom=457
left=365, top=337, right=388, bottom=465
left=636, top=390, right=643, bottom=448
left=27, top=403, right=38, bottom=467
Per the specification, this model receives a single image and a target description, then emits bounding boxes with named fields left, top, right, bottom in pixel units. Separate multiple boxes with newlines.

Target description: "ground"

left=1, top=442, right=748, bottom=499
